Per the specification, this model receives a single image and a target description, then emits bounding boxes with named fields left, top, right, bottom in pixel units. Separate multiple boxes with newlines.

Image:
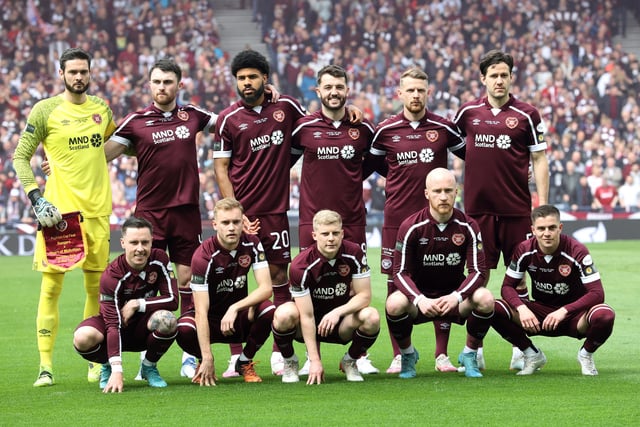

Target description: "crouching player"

left=491, top=204, right=615, bottom=375
left=73, top=217, right=179, bottom=392
left=176, top=198, right=275, bottom=385
left=385, top=168, right=493, bottom=379
left=271, top=210, right=380, bottom=384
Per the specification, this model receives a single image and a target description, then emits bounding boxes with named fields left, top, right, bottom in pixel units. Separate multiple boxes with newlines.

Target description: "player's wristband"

left=451, top=291, right=463, bottom=304
left=413, top=295, right=425, bottom=306
left=138, top=298, right=146, bottom=313
left=111, top=364, right=123, bottom=373
left=27, top=188, right=43, bottom=205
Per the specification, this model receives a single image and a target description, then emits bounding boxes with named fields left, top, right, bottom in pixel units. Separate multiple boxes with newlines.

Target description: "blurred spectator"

left=368, top=174, right=386, bottom=213
left=603, top=155, right=624, bottom=187
left=549, top=148, right=566, bottom=205
left=570, top=175, right=596, bottom=212
left=618, top=174, right=640, bottom=212
left=560, top=161, right=581, bottom=211
left=593, top=179, right=620, bottom=212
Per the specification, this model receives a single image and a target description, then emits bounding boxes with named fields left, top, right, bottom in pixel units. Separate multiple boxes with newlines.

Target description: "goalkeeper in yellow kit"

left=13, top=47, right=116, bottom=387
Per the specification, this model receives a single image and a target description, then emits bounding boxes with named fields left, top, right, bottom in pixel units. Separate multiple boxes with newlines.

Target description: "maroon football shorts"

left=249, top=213, right=291, bottom=265
left=470, top=214, right=531, bottom=269
left=135, top=205, right=202, bottom=266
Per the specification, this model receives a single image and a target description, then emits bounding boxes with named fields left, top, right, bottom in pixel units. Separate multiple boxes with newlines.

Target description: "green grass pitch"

left=0, top=241, right=637, bottom=426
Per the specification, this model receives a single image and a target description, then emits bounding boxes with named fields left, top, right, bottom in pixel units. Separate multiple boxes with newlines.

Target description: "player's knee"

left=472, top=287, right=495, bottom=313
left=273, top=302, right=299, bottom=330
left=588, top=304, right=616, bottom=328
left=385, top=291, right=409, bottom=316
left=359, top=306, right=380, bottom=332
left=73, top=326, right=101, bottom=351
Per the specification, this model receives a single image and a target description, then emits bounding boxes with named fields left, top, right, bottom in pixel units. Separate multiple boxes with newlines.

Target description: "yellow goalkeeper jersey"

left=14, top=94, right=116, bottom=218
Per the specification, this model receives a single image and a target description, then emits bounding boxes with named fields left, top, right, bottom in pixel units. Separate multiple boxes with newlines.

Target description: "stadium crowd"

left=1, top=0, right=640, bottom=230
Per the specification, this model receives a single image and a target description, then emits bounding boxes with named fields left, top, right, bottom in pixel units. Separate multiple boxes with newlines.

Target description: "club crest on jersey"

left=425, top=130, right=438, bottom=142
left=558, top=264, right=571, bottom=277
left=238, top=254, right=251, bottom=268
left=338, top=264, right=350, bottom=276
left=348, top=128, right=360, bottom=140
left=452, top=233, right=465, bottom=246
left=148, top=271, right=158, bottom=284
left=273, top=110, right=285, bottom=122
left=505, top=117, right=518, bottom=129
left=92, top=114, right=102, bottom=125
left=177, top=110, right=189, bottom=121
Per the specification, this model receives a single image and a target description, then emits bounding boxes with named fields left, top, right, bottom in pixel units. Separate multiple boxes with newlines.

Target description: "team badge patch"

left=92, top=114, right=102, bottom=125
left=425, top=130, right=438, bottom=142
left=505, top=117, right=518, bottom=129
left=338, top=264, right=350, bottom=276
left=348, top=128, right=360, bottom=140
left=452, top=233, right=465, bottom=246
left=148, top=271, right=158, bottom=284
left=558, top=264, right=571, bottom=277
left=273, top=110, right=285, bottom=122
left=238, top=254, right=251, bottom=268
left=55, top=220, right=68, bottom=232
left=177, top=110, right=189, bottom=121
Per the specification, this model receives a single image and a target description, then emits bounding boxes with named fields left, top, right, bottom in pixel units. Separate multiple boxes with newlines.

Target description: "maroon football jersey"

left=370, top=111, right=465, bottom=228
left=503, top=234, right=604, bottom=313
left=289, top=240, right=370, bottom=319
left=213, top=95, right=306, bottom=215
left=393, top=207, right=486, bottom=303
left=292, top=110, right=375, bottom=228
left=111, top=104, right=216, bottom=210
left=190, top=233, right=268, bottom=319
left=100, top=248, right=179, bottom=360
left=453, top=95, right=547, bottom=216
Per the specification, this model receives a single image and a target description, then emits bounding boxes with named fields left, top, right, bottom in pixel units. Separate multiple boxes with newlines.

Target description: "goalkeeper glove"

left=28, top=189, right=62, bottom=228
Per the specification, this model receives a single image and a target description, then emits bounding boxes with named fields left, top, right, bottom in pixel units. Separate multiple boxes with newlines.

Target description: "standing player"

left=453, top=49, right=550, bottom=370
left=105, top=58, right=216, bottom=379
left=175, top=198, right=275, bottom=385
left=13, top=47, right=116, bottom=387
left=369, top=67, right=466, bottom=373
left=271, top=210, right=380, bottom=384
left=386, top=168, right=492, bottom=379
left=490, top=204, right=615, bottom=375
left=291, top=64, right=380, bottom=375
left=73, top=217, right=179, bottom=392
left=213, top=49, right=307, bottom=375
